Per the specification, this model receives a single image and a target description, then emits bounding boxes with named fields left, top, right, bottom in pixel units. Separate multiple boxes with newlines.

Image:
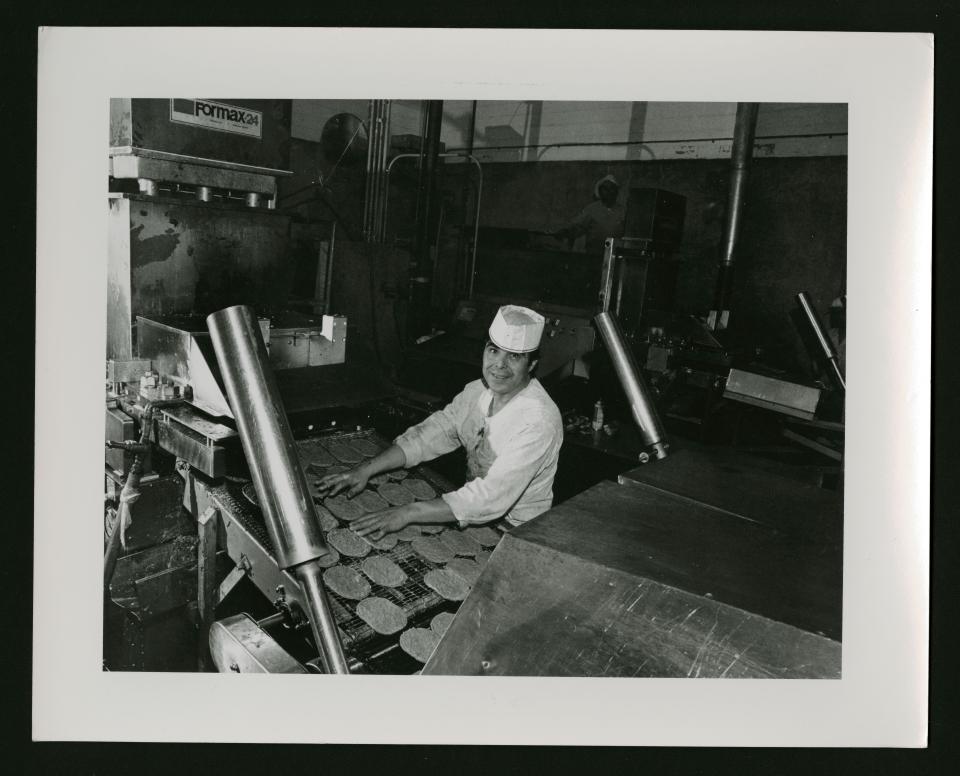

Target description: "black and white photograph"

left=34, top=28, right=930, bottom=747
left=102, top=97, right=847, bottom=678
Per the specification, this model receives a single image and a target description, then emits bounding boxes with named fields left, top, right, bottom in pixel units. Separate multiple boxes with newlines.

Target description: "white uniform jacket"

left=394, top=378, right=564, bottom=527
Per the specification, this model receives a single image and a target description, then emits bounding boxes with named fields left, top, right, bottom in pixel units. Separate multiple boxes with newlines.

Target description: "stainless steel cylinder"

left=296, top=563, right=350, bottom=674
left=796, top=292, right=845, bottom=391
left=208, top=305, right=348, bottom=674
left=719, top=102, right=759, bottom=268
left=245, top=192, right=261, bottom=208
left=594, top=311, right=668, bottom=459
left=206, top=305, right=329, bottom=569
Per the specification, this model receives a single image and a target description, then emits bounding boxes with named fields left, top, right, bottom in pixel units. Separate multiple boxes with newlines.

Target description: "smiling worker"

left=316, top=305, right=564, bottom=540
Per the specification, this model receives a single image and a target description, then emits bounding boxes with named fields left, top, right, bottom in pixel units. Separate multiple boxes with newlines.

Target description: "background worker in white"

left=317, top=305, right=564, bottom=541
left=555, top=174, right=626, bottom=255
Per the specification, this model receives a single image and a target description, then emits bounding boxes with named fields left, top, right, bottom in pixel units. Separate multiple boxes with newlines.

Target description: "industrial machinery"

left=103, top=99, right=843, bottom=678
left=105, top=302, right=493, bottom=673
left=105, top=300, right=841, bottom=677
left=104, top=98, right=352, bottom=670
left=103, top=98, right=495, bottom=674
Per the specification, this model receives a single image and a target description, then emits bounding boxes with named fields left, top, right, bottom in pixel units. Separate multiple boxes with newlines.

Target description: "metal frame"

left=598, top=237, right=656, bottom=316
left=385, top=152, right=484, bottom=298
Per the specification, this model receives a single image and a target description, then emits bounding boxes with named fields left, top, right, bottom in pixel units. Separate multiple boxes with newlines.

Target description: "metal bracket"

left=217, top=556, right=249, bottom=601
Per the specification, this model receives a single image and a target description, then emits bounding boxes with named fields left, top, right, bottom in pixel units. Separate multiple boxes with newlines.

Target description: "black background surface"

left=6, top=2, right=954, bottom=773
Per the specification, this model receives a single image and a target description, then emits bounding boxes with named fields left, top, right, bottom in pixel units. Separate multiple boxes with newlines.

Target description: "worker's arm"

left=351, top=419, right=559, bottom=538
left=353, top=410, right=560, bottom=537
left=352, top=498, right=456, bottom=541
left=392, top=381, right=482, bottom=467
left=316, top=382, right=481, bottom=498
left=315, top=444, right=406, bottom=498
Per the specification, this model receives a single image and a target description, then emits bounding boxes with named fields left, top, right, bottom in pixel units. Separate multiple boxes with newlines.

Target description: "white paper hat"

left=489, top=305, right=545, bottom=353
left=594, top=174, right=619, bottom=198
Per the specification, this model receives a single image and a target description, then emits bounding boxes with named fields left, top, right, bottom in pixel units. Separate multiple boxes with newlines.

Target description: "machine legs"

left=197, top=505, right=220, bottom=671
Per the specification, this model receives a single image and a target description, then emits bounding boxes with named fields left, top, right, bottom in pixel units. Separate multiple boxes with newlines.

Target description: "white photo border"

left=34, top=27, right=931, bottom=746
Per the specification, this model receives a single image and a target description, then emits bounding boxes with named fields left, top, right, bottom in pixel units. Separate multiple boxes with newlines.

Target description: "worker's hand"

left=315, top=466, right=369, bottom=498
left=352, top=506, right=414, bottom=541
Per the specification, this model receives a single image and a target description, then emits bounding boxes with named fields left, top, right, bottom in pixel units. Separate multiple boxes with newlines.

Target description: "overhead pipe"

left=711, top=102, right=759, bottom=331
left=594, top=311, right=669, bottom=461
left=207, top=305, right=349, bottom=674
left=796, top=291, right=846, bottom=391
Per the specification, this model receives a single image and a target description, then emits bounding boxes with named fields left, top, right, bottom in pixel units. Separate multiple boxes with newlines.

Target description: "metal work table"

left=424, top=466, right=842, bottom=678
left=617, top=444, right=842, bottom=539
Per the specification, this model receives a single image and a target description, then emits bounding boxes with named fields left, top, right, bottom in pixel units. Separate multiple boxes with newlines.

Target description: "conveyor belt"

left=213, top=429, right=461, bottom=662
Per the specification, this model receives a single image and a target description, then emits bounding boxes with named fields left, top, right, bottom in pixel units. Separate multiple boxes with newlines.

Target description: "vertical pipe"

left=712, top=102, right=759, bottom=329
left=363, top=100, right=390, bottom=243
left=362, top=101, right=376, bottom=241
left=413, top=103, right=428, bottom=228
left=467, top=157, right=483, bottom=299
left=369, top=101, right=381, bottom=241
left=361, top=100, right=392, bottom=244
left=206, top=305, right=348, bottom=674
left=414, top=100, right=444, bottom=273
left=466, top=100, right=477, bottom=157
left=409, top=100, right=444, bottom=339
left=594, top=311, right=669, bottom=460
left=719, top=103, right=759, bottom=267
left=374, top=100, right=387, bottom=240
left=463, top=100, right=480, bottom=298
left=324, top=221, right=337, bottom=313
left=377, top=101, right=393, bottom=242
